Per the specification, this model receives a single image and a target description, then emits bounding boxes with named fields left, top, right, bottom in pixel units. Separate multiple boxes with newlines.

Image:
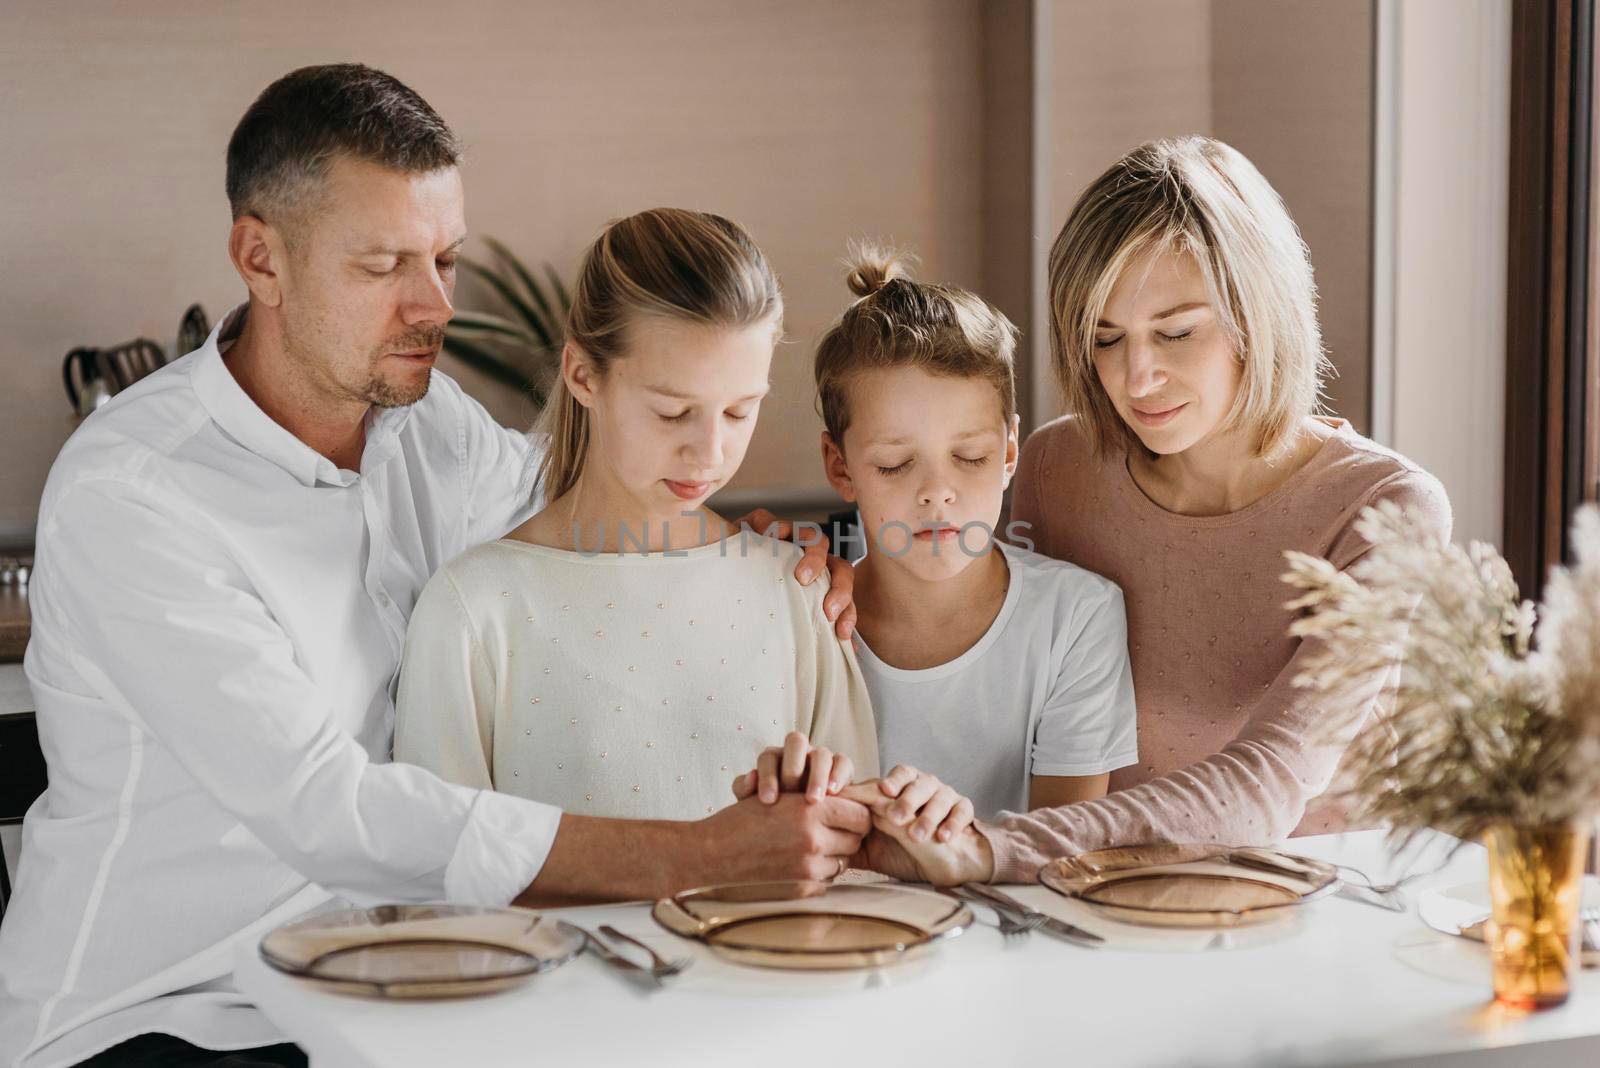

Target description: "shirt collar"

left=190, top=303, right=416, bottom=487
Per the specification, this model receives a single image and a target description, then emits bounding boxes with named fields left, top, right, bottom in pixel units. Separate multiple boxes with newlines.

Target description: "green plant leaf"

left=484, top=236, right=563, bottom=340
left=448, top=311, right=541, bottom=346
left=461, top=256, right=556, bottom=349
left=441, top=333, right=541, bottom=394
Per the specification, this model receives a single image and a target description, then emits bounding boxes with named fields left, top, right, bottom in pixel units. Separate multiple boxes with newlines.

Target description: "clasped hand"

left=729, top=732, right=995, bottom=885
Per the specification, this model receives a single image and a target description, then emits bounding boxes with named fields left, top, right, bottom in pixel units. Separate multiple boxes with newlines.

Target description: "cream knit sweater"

left=395, top=533, right=878, bottom=821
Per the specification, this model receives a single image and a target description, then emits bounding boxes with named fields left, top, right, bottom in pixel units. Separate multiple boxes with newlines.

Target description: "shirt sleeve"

left=979, top=468, right=1452, bottom=881
left=795, top=569, right=881, bottom=777
left=395, top=570, right=498, bottom=792
left=1028, top=581, right=1138, bottom=777
left=453, top=378, right=544, bottom=545
left=40, top=476, right=560, bottom=907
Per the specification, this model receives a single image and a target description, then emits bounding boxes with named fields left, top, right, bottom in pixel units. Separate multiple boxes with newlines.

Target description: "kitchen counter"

left=0, top=584, right=28, bottom=663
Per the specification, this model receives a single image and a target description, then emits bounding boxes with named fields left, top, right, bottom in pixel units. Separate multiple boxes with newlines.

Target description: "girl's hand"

left=731, top=731, right=853, bottom=804
left=734, top=508, right=857, bottom=640
left=872, top=764, right=975, bottom=844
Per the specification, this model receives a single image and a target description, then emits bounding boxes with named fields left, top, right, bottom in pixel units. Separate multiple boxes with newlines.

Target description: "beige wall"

left=1033, top=0, right=1213, bottom=429
left=1046, top=0, right=1215, bottom=230
left=1212, top=0, right=1375, bottom=434
left=0, top=0, right=984, bottom=532
left=1388, top=0, right=1509, bottom=547
left=1, top=1, right=1384, bottom=534
left=1032, top=0, right=1374, bottom=433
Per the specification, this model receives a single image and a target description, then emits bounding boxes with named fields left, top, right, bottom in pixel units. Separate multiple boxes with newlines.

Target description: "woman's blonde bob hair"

left=535, top=207, right=783, bottom=502
left=1048, top=136, right=1329, bottom=458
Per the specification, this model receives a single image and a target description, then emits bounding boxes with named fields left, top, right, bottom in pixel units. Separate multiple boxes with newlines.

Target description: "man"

left=0, top=64, right=869, bottom=1068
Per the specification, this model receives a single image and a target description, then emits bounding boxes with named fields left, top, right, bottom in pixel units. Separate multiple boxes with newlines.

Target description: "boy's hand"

left=731, top=731, right=853, bottom=804
left=734, top=508, right=857, bottom=640
left=871, top=764, right=975, bottom=843
left=839, top=782, right=995, bottom=886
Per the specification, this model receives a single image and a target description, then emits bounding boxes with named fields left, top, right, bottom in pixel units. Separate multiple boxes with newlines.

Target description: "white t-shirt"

left=854, top=542, right=1137, bottom=819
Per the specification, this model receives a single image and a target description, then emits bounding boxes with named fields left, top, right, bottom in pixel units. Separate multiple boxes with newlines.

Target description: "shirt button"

left=376, top=592, right=391, bottom=607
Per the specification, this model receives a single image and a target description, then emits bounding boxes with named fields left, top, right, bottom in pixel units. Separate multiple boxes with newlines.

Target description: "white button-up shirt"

left=0, top=307, right=561, bottom=1068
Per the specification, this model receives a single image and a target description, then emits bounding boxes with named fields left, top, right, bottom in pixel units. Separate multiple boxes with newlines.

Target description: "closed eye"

left=956, top=455, right=990, bottom=468
left=1094, top=334, right=1122, bottom=349
left=875, top=460, right=912, bottom=477
left=658, top=410, right=691, bottom=423
left=1159, top=329, right=1195, bottom=342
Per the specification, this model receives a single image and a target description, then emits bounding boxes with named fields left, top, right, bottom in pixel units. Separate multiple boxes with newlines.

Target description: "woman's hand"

left=734, top=508, right=856, bottom=640
left=730, top=731, right=852, bottom=804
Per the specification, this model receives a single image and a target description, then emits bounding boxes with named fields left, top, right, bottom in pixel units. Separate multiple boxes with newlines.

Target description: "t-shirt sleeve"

left=794, top=568, right=881, bottom=777
left=395, top=569, right=499, bottom=792
left=1029, top=580, right=1139, bottom=777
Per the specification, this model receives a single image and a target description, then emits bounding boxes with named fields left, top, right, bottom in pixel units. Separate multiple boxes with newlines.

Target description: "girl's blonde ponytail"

left=534, top=208, right=783, bottom=503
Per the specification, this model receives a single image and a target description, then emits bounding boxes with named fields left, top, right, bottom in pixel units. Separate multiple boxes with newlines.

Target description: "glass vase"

left=1483, top=822, right=1591, bottom=1010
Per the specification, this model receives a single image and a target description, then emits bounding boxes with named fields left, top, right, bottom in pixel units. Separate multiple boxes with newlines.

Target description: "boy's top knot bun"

left=844, top=241, right=912, bottom=298
left=816, top=240, right=1018, bottom=446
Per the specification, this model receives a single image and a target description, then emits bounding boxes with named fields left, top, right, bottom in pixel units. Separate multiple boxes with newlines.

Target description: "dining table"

left=231, top=829, right=1600, bottom=1067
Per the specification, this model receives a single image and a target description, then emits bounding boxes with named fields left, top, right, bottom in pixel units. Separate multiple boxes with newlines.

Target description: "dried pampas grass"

left=1282, top=501, right=1600, bottom=848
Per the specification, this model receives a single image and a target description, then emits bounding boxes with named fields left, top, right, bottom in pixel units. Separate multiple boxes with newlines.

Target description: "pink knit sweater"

left=978, top=416, right=1452, bottom=882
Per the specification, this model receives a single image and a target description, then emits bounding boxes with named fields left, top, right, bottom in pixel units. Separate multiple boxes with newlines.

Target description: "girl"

left=737, top=247, right=1137, bottom=844
left=395, top=208, right=877, bottom=824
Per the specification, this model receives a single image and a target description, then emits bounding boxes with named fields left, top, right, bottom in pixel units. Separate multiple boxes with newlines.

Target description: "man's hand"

left=731, top=731, right=853, bottom=804
left=515, top=792, right=873, bottom=906
left=689, top=791, right=871, bottom=885
left=735, top=508, right=856, bottom=640
left=839, top=783, right=996, bottom=887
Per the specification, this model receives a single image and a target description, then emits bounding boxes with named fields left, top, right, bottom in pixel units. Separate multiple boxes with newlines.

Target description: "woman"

left=851, top=135, right=1451, bottom=883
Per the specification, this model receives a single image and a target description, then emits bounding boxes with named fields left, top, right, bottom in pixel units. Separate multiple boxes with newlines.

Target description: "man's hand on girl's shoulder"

left=734, top=508, right=857, bottom=640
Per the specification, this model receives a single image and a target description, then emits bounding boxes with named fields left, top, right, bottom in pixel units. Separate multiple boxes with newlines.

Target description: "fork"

left=949, top=885, right=1043, bottom=939
left=572, top=925, right=660, bottom=988
left=598, top=924, right=692, bottom=980
left=963, top=883, right=1104, bottom=945
left=1333, top=859, right=1453, bottom=911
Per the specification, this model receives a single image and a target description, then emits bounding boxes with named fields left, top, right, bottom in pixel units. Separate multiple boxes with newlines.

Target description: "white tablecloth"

left=232, top=830, right=1600, bottom=1067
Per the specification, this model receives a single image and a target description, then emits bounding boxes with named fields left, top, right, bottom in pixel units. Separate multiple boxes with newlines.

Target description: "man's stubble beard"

left=365, top=366, right=432, bottom=409
left=363, top=322, right=446, bottom=408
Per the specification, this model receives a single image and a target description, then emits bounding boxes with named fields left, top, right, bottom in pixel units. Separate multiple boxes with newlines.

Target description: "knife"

left=960, top=883, right=1104, bottom=945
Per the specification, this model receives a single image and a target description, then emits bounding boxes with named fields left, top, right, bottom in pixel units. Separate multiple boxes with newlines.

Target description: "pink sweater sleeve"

left=977, top=469, right=1452, bottom=882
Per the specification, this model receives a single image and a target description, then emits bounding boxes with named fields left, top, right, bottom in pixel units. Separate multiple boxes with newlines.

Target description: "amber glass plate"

left=652, top=881, right=973, bottom=970
left=260, top=904, right=585, bottom=998
left=1039, top=845, right=1340, bottom=929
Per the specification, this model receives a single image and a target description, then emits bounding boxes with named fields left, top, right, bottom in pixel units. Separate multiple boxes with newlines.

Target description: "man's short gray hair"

left=225, top=63, right=460, bottom=229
